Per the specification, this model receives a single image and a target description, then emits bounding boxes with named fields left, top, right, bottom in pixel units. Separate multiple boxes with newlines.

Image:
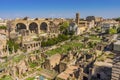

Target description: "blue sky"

left=0, top=0, right=120, bottom=19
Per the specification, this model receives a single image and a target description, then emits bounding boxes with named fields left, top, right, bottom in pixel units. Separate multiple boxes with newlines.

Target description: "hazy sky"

left=0, top=0, right=120, bottom=19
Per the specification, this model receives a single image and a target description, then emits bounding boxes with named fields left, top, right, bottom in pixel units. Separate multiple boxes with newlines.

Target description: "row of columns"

left=23, top=42, right=41, bottom=52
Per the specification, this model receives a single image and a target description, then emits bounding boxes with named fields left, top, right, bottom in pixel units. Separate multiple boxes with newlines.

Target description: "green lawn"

left=45, top=35, right=102, bottom=56
left=46, top=41, right=83, bottom=56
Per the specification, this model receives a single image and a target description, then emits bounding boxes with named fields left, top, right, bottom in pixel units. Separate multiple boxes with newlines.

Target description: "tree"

left=41, top=34, right=69, bottom=47
left=23, top=16, right=29, bottom=20
left=83, top=37, right=89, bottom=42
left=83, top=37, right=89, bottom=48
left=88, top=42, right=97, bottom=48
left=69, top=30, right=75, bottom=35
left=59, top=21, right=69, bottom=34
left=7, top=39, right=19, bottom=53
left=115, top=17, right=120, bottom=21
left=35, top=18, right=39, bottom=20
left=109, top=28, right=117, bottom=34
left=0, top=26, right=7, bottom=30
left=117, top=26, right=120, bottom=33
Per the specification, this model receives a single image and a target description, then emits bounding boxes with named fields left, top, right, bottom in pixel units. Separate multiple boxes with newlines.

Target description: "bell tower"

left=75, top=13, right=80, bottom=25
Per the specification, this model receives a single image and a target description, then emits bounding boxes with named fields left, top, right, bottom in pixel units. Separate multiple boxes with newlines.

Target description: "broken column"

left=88, top=68, right=92, bottom=80
left=79, top=68, right=83, bottom=80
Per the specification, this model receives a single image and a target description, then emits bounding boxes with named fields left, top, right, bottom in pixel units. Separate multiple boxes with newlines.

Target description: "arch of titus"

left=11, top=19, right=50, bottom=34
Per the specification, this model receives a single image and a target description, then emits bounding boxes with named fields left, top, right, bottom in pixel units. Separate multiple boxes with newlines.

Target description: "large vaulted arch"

left=16, top=23, right=26, bottom=32
left=40, top=22, right=48, bottom=32
left=29, top=22, right=38, bottom=34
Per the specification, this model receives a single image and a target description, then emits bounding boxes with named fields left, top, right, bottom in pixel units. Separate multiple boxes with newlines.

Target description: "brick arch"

left=40, top=22, right=49, bottom=33
left=16, top=23, right=27, bottom=32
left=11, top=19, right=50, bottom=34
left=29, top=22, right=38, bottom=34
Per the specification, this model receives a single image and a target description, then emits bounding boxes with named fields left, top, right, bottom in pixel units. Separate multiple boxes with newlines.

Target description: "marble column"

left=7, top=45, right=9, bottom=56
left=12, top=46, right=15, bottom=54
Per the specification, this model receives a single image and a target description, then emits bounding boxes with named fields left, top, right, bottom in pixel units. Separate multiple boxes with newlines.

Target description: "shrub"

left=0, top=26, right=7, bottom=30
left=7, top=39, right=19, bottom=53
left=41, top=34, right=69, bottom=47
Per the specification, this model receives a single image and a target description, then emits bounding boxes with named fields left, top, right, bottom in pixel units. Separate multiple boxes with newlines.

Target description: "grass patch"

left=26, top=77, right=34, bottom=80
left=46, top=41, right=83, bottom=56
left=106, top=53, right=115, bottom=59
left=0, top=75, right=13, bottom=80
left=12, top=54, right=25, bottom=63
left=89, top=35, right=101, bottom=40
left=41, top=34, right=70, bottom=47
left=28, top=62, right=38, bottom=68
